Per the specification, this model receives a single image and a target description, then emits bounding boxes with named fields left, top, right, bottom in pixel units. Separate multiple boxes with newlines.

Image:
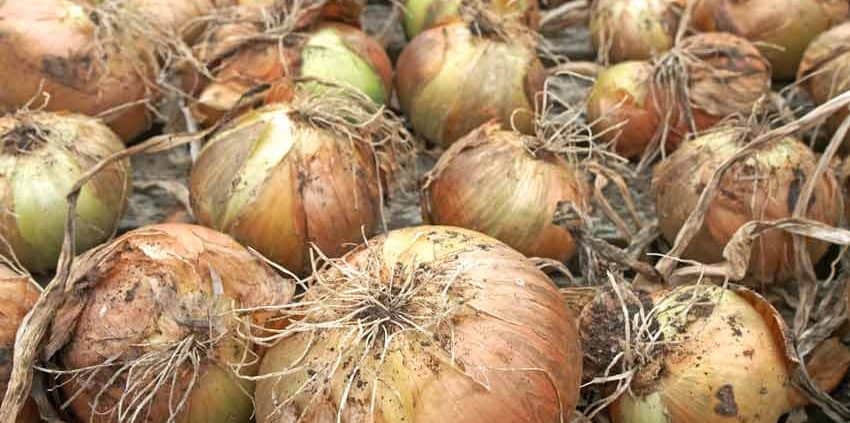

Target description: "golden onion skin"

left=421, top=123, right=591, bottom=261
left=396, top=23, right=545, bottom=147
left=693, top=0, right=848, bottom=80
left=55, top=224, right=293, bottom=423
left=589, top=0, right=685, bottom=63
left=402, top=0, right=540, bottom=40
left=0, top=266, right=41, bottom=423
left=653, top=128, right=842, bottom=284
left=0, top=112, right=131, bottom=274
left=609, top=285, right=793, bottom=423
left=0, top=0, right=157, bottom=141
left=255, top=226, right=582, bottom=422
left=798, top=22, right=850, bottom=150
left=189, top=103, right=382, bottom=276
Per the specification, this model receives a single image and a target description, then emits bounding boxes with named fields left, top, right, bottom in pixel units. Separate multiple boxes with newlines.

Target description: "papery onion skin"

left=55, top=224, right=294, bottom=423
left=608, top=284, right=793, bottom=423
left=0, top=265, right=41, bottom=423
left=396, top=22, right=545, bottom=147
left=0, top=0, right=157, bottom=141
left=402, top=0, right=540, bottom=40
left=255, top=225, right=582, bottom=422
left=421, top=122, right=591, bottom=261
left=692, top=0, right=849, bottom=80
left=0, top=112, right=131, bottom=274
left=652, top=128, right=842, bottom=284
left=189, top=103, right=382, bottom=276
left=589, top=0, right=685, bottom=63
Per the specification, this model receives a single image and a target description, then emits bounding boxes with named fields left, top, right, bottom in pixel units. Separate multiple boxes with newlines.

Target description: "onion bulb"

left=652, top=127, right=842, bottom=283
left=0, top=265, right=41, bottom=423
left=589, top=0, right=685, bottom=63
left=50, top=223, right=294, bottom=423
left=0, top=0, right=158, bottom=141
left=402, top=0, right=540, bottom=40
left=586, top=33, right=771, bottom=158
left=396, top=22, right=545, bottom=147
left=421, top=122, right=591, bottom=261
left=254, top=225, right=582, bottom=422
left=798, top=22, right=850, bottom=149
left=692, top=0, right=849, bottom=80
left=0, top=112, right=131, bottom=274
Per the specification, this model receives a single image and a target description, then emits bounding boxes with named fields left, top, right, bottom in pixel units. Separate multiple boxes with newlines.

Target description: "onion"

left=50, top=223, right=294, bottom=423
left=0, top=112, right=131, bottom=274
left=396, top=22, right=545, bottom=147
left=692, top=0, right=849, bottom=80
left=589, top=0, right=685, bottom=63
left=0, top=0, right=158, bottom=141
left=586, top=33, right=771, bottom=158
left=0, top=265, right=40, bottom=423
left=798, top=22, right=850, bottom=149
left=402, top=0, right=540, bottom=39
left=421, top=122, right=591, bottom=261
left=652, top=127, right=842, bottom=284
left=254, top=225, right=582, bottom=422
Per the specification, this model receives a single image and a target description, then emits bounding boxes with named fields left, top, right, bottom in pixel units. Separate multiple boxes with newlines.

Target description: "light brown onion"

left=50, top=223, right=293, bottom=423
left=0, top=265, right=40, bottom=423
left=402, top=0, right=540, bottom=39
left=254, top=225, right=582, bottom=422
left=652, top=128, right=842, bottom=283
left=693, top=0, right=848, bottom=80
left=589, top=0, right=685, bottom=63
left=421, top=122, right=591, bottom=261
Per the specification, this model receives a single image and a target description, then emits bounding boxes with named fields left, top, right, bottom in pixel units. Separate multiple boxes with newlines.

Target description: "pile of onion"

left=47, top=224, right=293, bottom=423
left=798, top=22, right=850, bottom=149
left=402, top=0, right=540, bottom=40
left=692, top=0, right=848, bottom=80
left=254, top=225, right=582, bottom=422
left=0, top=0, right=158, bottom=141
left=396, top=22, right=544, bottom=147
left=0, top=112, right=131, bottom=274
left=589, top=0, right=685, bottom=63
left=653, top=127, right=842, bottom=284
left=0, top=265, right=40, bottom=423
left=586, top=32, right=771, bottom=159
left=421, top=121, right=591, bottom=261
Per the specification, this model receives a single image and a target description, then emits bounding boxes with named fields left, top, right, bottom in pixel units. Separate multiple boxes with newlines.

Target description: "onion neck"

left=1, top=124, right=49, bottom=155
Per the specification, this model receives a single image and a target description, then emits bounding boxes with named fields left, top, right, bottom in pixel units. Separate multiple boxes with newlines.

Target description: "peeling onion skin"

left=0, top=0, right=157, bottom=141
left=255, top=226, right=582, bottom=423
left=0, top=265, right=40, bottom=423
left=54, top=224, right=294, bottom=423
left=402, top=0, right=540, bottom=40
left=692, top=0, right=849, bottom=80
left=589, top=0, right=685, bottom=63
left=609, top=285, right=794, bottom=423
left=395, top=23, right=545, bottom=147
left=0, top=112, right=131, bottom=274
left=189, top=103, right=382, bottom=276
left=652, top=128, right=842, bottom=284
left=421, top=122, right=591, bottom=261
left=798, top=22, right=850, bottom=151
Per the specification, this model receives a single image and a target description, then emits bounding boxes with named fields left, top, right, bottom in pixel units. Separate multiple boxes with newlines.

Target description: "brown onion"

left=589, top=0, right=685, bottom=63
left=396, top=22, right=545, bottom=147
left=652, top=127, right=842, bottom=284
left=421, top=122, right=591, bottom=261
left=798, top=22, right=850, bottom=150
left=693, top=0, right=848, bottom=80
left=0, top=265, right=40, bottom=423
left=255, top=225, right=582, bottom=422
left=50, top=223, right=293, bottom=423
left=402, top=0, right=540, bottom=39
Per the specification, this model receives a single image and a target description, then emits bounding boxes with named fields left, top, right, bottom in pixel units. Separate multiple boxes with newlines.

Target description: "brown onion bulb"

left=0, top=0, right=158, bottom=141
left=190, top=101, right=383, bottom=275
left=52, top=224, right=293, bottom=423
left=0, top=265, right=41, bottom=423
left=255, top=225, right=582, bottom=422
left=589, top=0, right=685, bottom=63
left=421, top=122, right=591, bottom=261
left=402, top=0, right=540, bottom=40
left=693, top=0, right=848, bottom=80
left=653, top=128, right=842, bottom=283
left=396, top=22, right=545, bottom=147
left=798, top=22, right=850, bottom=150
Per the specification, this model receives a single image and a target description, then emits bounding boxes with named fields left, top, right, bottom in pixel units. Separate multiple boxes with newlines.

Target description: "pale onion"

left=421, top=122, right=591, bottom=261
left=51, top=223, right=293, bottom=423
left=254, top=225, right=582, bottom=422
left=0, top=112, right=131, bottom=274
left=693, top=0, right=848, bottom=80
left=652, top=127, right=842, bottom=284
left=402, top=0, right=540, bottom=39
left=396, top=23, right=544, bottom=147
left=0, top=265, right=40, bottom=423
left=589, top=0, right=685, bottom=63
left=0, top=0, right=157, bottom=141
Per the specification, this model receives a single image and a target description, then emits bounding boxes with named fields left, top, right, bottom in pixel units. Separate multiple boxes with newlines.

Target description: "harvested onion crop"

left=590, top=0, right=685, bottom=63
left=798, top=22, right=850, bottom=150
